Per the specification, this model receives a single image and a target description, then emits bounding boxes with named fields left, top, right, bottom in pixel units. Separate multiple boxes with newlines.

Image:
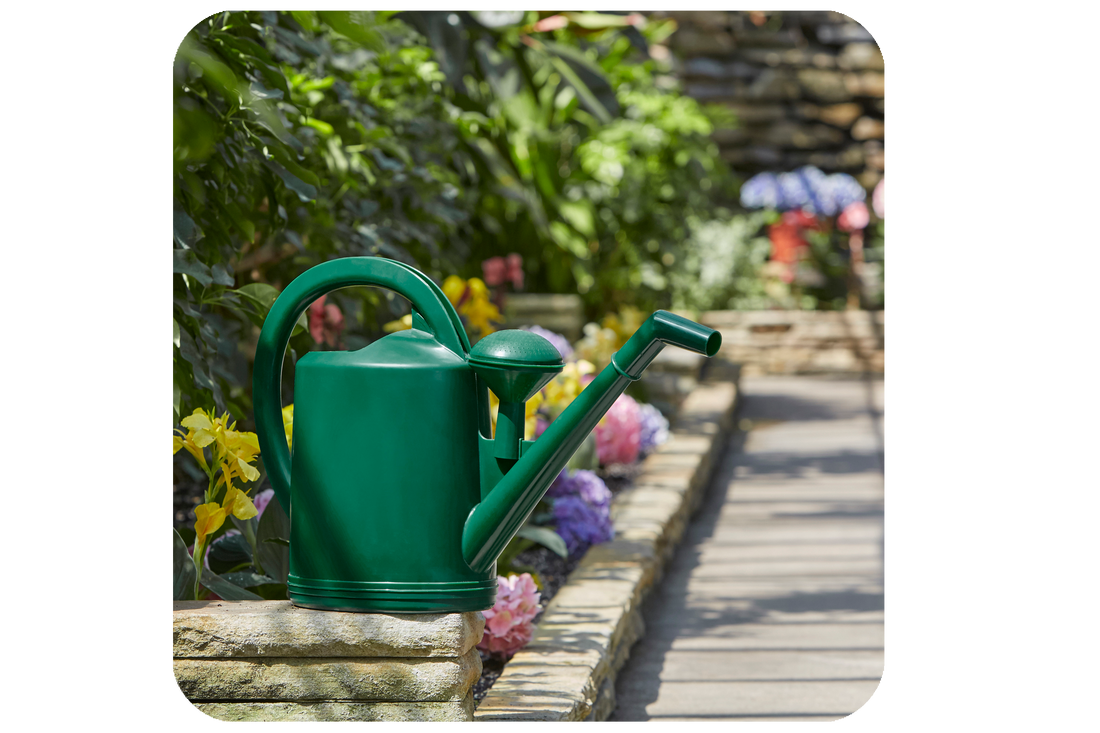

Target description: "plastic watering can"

left=253, top=257, right=721, bottom=613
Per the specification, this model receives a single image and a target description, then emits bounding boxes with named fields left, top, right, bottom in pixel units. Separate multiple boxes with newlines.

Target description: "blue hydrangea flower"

left=638, top=403, right=670, bottom=455
left=521, top=325, right=574, bottom=361
left=553, top=495, right=613, bottom=554
left=739, top=172, right=780, bottom=209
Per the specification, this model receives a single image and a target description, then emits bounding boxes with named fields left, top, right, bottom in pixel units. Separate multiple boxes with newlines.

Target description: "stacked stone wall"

left=658, top=11, right=884, bottom=188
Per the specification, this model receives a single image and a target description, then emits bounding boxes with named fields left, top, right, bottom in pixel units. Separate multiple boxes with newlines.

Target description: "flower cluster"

left=173, top=407, right=263, bottom=598
left=308, top=294, right=345, bottom=348
left=573, top=306, right=644, bottom=369
left=594, top=393, right=643, bottom=466
left=478, top=573, right=541, bottom=658
left=740, top=165, right=866, bottom=218
left=638, top=402, right=670, bottom=456
left=443, top=275, right=501, bottom=340
left=521, top=325, right=574, bottom=361
left=547, top=469, right=613, bottom=554
left=482, top=253, right=524, bottom=290
left=385, top=275, right=502, bottom=341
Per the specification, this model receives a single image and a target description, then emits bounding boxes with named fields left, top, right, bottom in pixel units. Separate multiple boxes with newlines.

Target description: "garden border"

left=474, top=359, right=741, bottom=721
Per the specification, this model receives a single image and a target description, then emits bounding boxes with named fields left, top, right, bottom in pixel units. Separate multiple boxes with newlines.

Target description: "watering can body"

left=253, top=256, right=722, bottom=613
left=288, top=331, right=493, bottom=612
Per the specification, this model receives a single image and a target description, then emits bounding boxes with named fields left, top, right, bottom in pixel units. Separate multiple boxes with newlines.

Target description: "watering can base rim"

left=288, top=575, right=497, bottom=613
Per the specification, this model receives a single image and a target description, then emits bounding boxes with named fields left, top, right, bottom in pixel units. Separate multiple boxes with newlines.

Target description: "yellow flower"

left=543, top=360, right=594, bottom=409
left=487, top=390, right=544, bottom=440
left=219, top=427, right=261, bottom=487
left=442, top=275, right=467, bottom=305
left=525, top=391, right=543, bottom=439
left=282, top=404, right=294, bottom=449
left=194, top=502, right=228, bottom=546
left=222, top=486, right=258, bottom=521
left=173, top=408, right=215, bottom=471
left=466, top=277, right=490, bottom=300
left=383, top=314, right=413, bottom=332
left=461, top=295, right=501, bottom=338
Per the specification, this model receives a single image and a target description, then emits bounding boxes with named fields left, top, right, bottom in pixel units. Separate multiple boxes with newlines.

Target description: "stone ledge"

left=474, top=365, right=740, bottom=721
left=176, top=646, right=480, bottom=702
left=194, top=694, right=474, bottom=722
left=173, top=601, right=484, bottom=658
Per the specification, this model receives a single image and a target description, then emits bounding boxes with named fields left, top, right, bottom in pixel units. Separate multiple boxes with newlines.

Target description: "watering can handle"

left=252, top=257, right=469, bottom=511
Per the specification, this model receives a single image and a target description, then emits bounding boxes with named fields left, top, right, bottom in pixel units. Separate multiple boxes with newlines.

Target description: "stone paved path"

left=611, top=375, right=884, bottom=721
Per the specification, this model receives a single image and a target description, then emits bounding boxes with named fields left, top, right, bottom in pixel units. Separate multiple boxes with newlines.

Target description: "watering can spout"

left=461, top=311, right=722, bottom=573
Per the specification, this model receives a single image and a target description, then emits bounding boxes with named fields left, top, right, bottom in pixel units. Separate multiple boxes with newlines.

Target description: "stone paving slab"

left=611, top=375, right=883, bottom=721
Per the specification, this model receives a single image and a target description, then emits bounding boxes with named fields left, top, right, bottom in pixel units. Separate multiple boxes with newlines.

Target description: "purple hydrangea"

left=638, top=403, right=670, bottom=455
left=521, top=325, right=574, bottom=361
left=553, top=495, right=613, bottom=554
left=741, top=166, right=865, bottom=217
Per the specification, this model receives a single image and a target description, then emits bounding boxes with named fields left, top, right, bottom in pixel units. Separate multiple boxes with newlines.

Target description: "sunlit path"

left=612, top=375, right=884, bottom=721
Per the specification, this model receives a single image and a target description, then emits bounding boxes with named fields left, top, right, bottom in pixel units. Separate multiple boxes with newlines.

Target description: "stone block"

left=816, top=23, right=875, bottom=45
left=173, top=601, right=484, bottom=658
left=196, top=695, right=474, bottom=722
left=670, top=29, right=734, bottom=56
left=175, top=647, right=480, bottom=702
left=838, top=42, right=884, bottom=70
left=852, top=116, right=885, bottom=140
left=845, top=71, right=885, bottom=97
left=797, top=69, right=852, bottom=103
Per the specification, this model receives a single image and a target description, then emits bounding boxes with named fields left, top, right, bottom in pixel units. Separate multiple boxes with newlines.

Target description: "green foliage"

left=399, top=11, right=739, bottom=315
left=172, top=10, right=754, bottom=428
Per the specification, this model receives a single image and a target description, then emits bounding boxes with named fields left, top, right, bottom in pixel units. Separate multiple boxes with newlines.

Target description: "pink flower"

left=253, top=488, right=275, bottom=519
left=482, top=253, right=524, bottom=289
left=872, top=178, right=884, bottom=218
left=594, top=393, right=642, bottom=466
left=478, top=573, right=541, bottom=658
left=837, top=201, right=870, bottom=232
left=482, top=256, right=506, bottom=287
left=505, top=253, right=524, bottom=289
left=308, top=295, right=345, bottom=347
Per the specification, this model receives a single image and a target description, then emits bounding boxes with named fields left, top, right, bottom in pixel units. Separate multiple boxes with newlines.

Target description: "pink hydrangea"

left=872, top=178, right=884, bottom=218
left=478, top=573, right=541, bottom=658
left=594, top=393, right=642, bottom=466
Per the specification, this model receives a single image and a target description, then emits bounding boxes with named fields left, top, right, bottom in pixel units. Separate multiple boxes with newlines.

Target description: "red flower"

left=308, top=295, right=345, bottom=347
left=767, top=209, right=820, bottom=282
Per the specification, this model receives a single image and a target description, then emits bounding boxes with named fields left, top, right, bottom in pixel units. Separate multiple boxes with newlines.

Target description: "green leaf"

left=235, top=282, right=280, bottom=310
left=222, top=571, right=279, bottom=588
left=264, top=159, right=317, bottom=202
left=256, top=495, right=290, bottom=584
left=207, top=533, right=253, bottom=574
left=211, top=264, right=235, bottom=286
left=173, top=382, right=181, bottom=420
left=173, top=529, right=197, bottom=601
left=319, top=11, right=386, bottom=52
left=173, top=319, right=181, bottom=348
left=173, top=210, right=203, bottom=248
left=517, top=525, right=568, bottom=558
left=263, top=538, right=290, bottom=547
left=543, top=41, right=619, bottom=122
left=173, top=249, right=213, bottom=286
left=199, top=567, right=264, bottom=601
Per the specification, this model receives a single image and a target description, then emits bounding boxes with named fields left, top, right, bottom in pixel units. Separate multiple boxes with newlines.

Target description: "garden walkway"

left=610, top=374, right=884, bottom=721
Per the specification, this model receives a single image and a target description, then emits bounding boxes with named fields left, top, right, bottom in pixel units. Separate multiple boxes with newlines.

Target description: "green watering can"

left=253, top=257, right=721, bottom=613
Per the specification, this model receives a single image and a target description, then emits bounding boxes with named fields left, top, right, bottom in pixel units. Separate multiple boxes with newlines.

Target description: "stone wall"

left=701, top=310, right=884, bottom=375
left=174, top=601, right=484, bottom=721
left=657, top=11, right=884, bottom=189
